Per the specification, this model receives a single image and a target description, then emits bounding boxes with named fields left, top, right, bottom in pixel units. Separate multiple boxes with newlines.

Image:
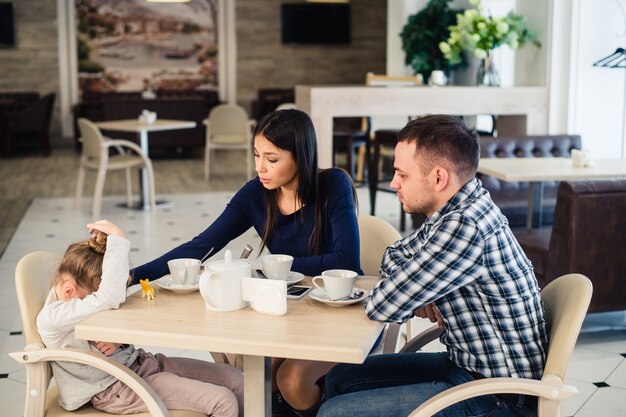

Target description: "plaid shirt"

left=367, top=179, right=547, bottom=379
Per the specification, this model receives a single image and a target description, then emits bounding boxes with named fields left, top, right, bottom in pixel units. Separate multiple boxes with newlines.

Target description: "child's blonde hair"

left=53, top=231, right=108, bottom=293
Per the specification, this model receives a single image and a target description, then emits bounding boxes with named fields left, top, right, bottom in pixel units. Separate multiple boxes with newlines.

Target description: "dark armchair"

left=0, top=92, right=55, bottom=156
left=515, top=180, right=626, bottom=313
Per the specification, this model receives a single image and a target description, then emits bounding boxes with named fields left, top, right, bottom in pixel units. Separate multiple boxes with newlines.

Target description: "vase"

left=476, top=50, right=500, bottom=87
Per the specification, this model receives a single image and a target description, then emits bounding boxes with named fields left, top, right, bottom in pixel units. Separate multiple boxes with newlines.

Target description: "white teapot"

left=199, top=250, right=251, bottom=312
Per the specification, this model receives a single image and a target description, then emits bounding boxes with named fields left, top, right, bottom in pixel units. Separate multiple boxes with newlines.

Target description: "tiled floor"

left=1, top=189, right=625, bottom=416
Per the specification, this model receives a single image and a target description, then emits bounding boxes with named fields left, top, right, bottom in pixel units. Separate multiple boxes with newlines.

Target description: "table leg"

left=138, top=130, right=151, bottom=210
left=527, top=181, right=544, bottom=229
left=243, top=355, right=271, bottom=417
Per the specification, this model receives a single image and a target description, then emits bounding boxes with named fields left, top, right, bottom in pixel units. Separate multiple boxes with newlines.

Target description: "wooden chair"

left=204, top=104, right=254, bottom=181
left=404, top=273, right=592, bottom=417
left=9, top=251, right=204, bottom=417
left=75, top=118, right=156, bottom=220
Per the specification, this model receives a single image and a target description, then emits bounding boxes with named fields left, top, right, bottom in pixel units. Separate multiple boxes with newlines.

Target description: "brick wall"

left=236, top=0, right=387, bottom=113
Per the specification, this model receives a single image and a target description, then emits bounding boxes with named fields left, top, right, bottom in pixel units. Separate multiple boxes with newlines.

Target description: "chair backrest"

left=78, top=118, right=106, bottom=160
left=540, top=273, right=592, bottom=380
left=15, top=251, right=61, bottom=347
left=208, top=104, right=250, bottom=141
left=358, top=215, right=402, bottom=276
left=545, top=179, right=626, bottom=312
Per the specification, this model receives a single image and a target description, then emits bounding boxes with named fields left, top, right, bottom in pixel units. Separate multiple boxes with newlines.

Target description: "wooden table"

left=75, top=276, right=383, bottom=417
left=95, top=119, right=196, bottom=209
left=477, top=157, right=626, bottom=229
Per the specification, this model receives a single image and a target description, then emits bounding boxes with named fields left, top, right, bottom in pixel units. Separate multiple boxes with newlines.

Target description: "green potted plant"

left=400, top=0, right=466, bottom=82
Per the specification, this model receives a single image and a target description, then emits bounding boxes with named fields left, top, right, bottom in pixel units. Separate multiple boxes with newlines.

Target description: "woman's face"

left=254, top=134, right=298, bottom=190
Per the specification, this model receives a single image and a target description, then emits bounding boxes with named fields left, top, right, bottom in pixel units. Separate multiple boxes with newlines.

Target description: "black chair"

left=368, top=129, right=408, bottom=231
left=1, top=93, right=55, bottom=156
left=333, top=117, right=370, bottom=181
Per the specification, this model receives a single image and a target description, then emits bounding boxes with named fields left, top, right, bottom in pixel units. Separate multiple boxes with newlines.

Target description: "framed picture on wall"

left=75, top=0, right=219, bottom=95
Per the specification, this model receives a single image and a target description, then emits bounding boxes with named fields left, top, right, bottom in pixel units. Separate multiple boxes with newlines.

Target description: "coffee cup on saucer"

left=167, top=258, right=201, bottom=285
left=312, top=269, right=358, bottom=301
left=261, top=254, right=294, bottom=280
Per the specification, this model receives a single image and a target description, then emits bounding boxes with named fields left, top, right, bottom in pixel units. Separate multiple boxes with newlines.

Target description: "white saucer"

left=156, top=275, right=200, bottom=293
left=309, top=288, right=368, bottom=307
left=263, top=271, right=304, bottom=285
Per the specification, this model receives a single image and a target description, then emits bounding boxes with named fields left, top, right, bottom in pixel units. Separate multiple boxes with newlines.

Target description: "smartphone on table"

left=286, top=285, right=312, bottom=300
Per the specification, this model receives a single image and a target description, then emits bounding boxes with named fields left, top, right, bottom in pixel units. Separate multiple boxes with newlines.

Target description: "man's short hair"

left=397, top=115, right=479, bottom=182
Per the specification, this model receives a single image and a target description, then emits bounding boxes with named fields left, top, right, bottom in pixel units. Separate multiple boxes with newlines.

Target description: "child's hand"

left=87, top=220, right=125, bottom=237
left=91, top=341, right=123, bottom=356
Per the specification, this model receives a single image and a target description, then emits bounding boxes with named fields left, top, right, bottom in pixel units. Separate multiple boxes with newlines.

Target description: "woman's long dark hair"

left=254, top=109, right=323, bottom=255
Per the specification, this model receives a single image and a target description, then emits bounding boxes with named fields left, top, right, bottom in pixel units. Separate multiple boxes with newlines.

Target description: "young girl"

left=36, top=220, right=244, bottom=416
left=131, top=109, right=362, bottom=417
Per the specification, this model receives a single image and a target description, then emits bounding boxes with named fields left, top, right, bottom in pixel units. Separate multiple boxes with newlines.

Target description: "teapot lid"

left=206, top=250, right=250, bottom=270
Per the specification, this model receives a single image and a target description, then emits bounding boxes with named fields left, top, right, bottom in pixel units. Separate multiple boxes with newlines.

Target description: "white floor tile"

left=606, top=360, right=626, bottom=390
left=574, top=387, right=626, bottom=417
left=567, top=348, right=623, bottom=383
left=562, top=379, right=597, bottom=417
left=0, top=377, right=27, bottom=417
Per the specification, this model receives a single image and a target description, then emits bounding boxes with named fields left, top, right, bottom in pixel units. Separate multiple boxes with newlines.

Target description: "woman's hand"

left=87, top=220, right=125, bottom=237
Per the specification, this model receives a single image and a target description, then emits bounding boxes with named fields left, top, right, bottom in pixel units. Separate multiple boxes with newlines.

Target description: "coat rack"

left=593, top=47, right=626, bottom=68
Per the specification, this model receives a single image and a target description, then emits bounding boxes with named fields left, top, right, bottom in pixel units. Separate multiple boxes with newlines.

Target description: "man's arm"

left=366, top=214, right=484, bottom=323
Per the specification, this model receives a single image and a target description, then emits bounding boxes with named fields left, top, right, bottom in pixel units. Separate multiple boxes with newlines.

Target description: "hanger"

left=593, top=47, right=626, bottom=68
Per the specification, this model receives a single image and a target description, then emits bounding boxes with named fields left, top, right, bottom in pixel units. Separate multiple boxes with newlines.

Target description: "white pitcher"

left=199, top=250, right=251, bottom=312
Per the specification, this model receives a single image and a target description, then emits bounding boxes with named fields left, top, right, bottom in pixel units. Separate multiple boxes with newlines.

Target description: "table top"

left=477, top=157, right=626, bottom=182
left=75, top=276, right=384, bottom=364
left=95, top=119, right=196, bottom=133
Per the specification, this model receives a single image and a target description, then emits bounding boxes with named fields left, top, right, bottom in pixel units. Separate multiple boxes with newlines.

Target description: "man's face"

left=389, top=141, right=438, bottom=216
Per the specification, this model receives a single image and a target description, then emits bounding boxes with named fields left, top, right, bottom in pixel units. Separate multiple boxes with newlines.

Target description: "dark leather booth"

left=515, top=180, right=626, bottom=313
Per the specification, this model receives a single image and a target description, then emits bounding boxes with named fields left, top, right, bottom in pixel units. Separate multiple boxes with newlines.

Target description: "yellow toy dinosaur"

left=139, top=278, right=155, bottom=301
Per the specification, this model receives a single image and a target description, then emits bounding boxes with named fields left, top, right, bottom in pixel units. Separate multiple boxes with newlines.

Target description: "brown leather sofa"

left=515, top=180, right=626, bottom=313
left=72, top=90, right=220, bottom=156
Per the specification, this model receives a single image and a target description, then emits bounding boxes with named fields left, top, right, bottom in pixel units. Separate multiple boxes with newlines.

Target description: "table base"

left=116, top=199, right=174, bottom=210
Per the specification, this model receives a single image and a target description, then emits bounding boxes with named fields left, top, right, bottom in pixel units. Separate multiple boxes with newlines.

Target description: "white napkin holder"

left=241, top=277, right=287, bottom=316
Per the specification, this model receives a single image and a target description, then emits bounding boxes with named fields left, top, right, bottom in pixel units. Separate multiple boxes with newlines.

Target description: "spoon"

left=335, top=289, right=365, bottom=301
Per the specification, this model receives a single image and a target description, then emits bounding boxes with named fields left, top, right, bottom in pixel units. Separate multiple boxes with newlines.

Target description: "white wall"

left=569, top=0, right=626, bottom=158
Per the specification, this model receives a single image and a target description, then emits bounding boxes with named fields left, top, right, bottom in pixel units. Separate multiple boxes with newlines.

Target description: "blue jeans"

left=318, top=352, right=537, bottom=417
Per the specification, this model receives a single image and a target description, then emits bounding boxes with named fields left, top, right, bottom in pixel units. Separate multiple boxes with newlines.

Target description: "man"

left=318, top=115, right=547, bottom=417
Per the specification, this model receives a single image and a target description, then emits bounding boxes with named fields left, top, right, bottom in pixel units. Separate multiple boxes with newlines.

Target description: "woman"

left=132, top=109, right=362, bottom=417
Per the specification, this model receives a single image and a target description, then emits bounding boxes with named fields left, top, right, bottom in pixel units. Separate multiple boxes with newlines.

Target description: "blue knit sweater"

left=131, top=168, right=362, bottom=284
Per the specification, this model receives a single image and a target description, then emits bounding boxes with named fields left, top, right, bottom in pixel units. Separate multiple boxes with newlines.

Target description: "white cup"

left=312, top=269, right=358, bottom=301
left=429, top=70, right=447, bottom=86
left=167, top=258, right=201, bottom=285
left=261, top=254, right=294, bottom=280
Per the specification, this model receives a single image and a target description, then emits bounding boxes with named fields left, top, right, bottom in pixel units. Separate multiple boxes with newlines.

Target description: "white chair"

left=75, top=118, right=156, bottom=220
left=9, top=251, right=203, bottom=417
left=405, top=273, right=592, bottom=417
left=204, top=104, right=254, bottom=181
left=357, top=214, right=401, bottom=277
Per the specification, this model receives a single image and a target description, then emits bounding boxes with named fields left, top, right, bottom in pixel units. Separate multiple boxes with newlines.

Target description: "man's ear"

left=432, top=166, right=449, bottom=191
